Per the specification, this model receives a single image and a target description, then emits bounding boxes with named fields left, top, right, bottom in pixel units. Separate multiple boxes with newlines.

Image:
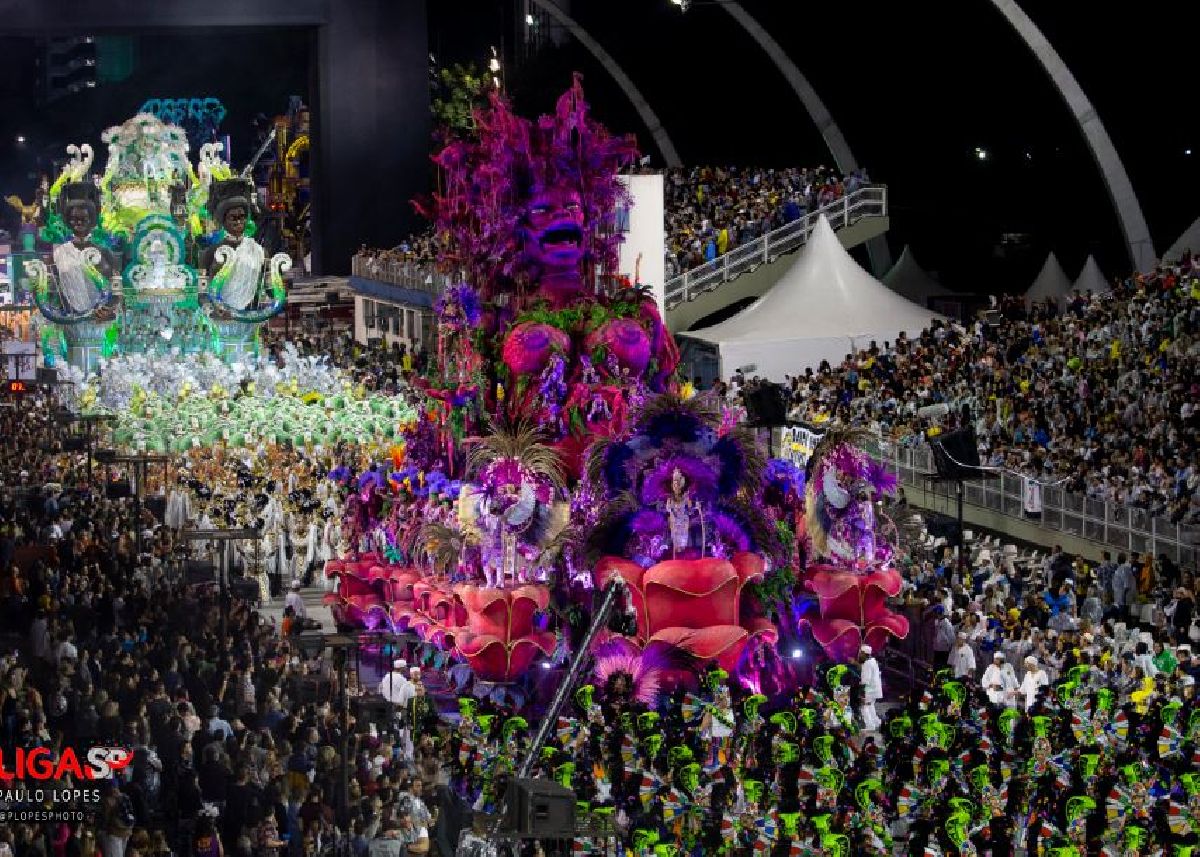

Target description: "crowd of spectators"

left=353, top=234, right=441, bottom=280
left=0, top=392, right=443, bottom=857
left=664, top=165, right=869, bottom=278
left=723, top=257, right=1200, bottom=527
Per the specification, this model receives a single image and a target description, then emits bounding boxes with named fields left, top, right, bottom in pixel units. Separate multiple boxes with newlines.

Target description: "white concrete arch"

left=987, top=0, right=1155, bottom=271
left=528, top=0, right=682, bottom=167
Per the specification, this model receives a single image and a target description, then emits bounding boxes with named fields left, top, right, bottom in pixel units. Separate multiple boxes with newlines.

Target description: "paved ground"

left=257, top=582, right=337, bottom=632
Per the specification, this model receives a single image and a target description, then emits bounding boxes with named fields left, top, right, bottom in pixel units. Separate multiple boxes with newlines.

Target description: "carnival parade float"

left=27, top=113, right=415, bottom=452
left=320, top=77, right=909, bottom=708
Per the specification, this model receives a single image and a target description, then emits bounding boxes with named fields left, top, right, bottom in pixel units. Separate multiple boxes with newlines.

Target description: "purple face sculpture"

left=524, top=186, right=586, bottom=271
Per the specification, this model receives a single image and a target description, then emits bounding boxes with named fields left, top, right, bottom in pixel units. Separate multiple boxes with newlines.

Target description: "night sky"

left=2, top=1, right=1196, bottom=295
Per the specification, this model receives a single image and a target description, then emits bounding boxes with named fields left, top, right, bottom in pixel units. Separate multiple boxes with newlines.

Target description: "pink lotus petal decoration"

left=800, top=565, right=909, bottom=662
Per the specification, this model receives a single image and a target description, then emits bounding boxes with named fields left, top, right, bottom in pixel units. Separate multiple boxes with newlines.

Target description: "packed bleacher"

left=723, top=258, right=1200, bottom=527
left=664, top=164, right=868, bottom=277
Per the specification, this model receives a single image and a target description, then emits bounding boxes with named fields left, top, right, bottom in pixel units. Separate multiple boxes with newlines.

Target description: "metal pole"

left=219, top=545, right=229, bottom=643
left=956, top=480, right=965, bottom=583
left=515, top=576, right=627, bottom=780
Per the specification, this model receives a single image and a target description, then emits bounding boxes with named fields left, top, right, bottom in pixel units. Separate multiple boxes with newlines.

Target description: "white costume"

left=285, top=582, right=307, bottom=620
left=164, top=487, right=192, bottom=529
left=53, top=241, right=102, bottom=313
left=212, top=238, right=265, bottom=311
left=948, top=642, right=977, bottom=679
left=379, top=660, right=415, bottom=706
left=303, top=519, right=319, bottom=574
left=981, top=656, right=1017, bottom=706
left=1019, top=660, right=1049, bottom=711
left=858, top=647, right=883, bottom=731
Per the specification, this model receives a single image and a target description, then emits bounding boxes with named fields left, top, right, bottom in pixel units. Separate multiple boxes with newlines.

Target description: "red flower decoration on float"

left=452, top=584, right=557, bottom=682
left=594, top=552, right=777, bottom=672
left=800, top=565, right=911, bottom=663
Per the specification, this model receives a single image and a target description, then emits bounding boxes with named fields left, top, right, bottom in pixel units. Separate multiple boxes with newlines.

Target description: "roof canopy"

left=882, top=244, right=954, bottom=305
left=1024, top=252, right=1072, bottom=306
left=683, top=215, right=944, bottom=381
left=1163, top=216, right=1200, bottom=264
left=1072, top=254, right=1110, bottom=295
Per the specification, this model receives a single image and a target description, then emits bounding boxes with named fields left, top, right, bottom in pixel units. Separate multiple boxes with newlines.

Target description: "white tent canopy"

left=882, top=244, right=954, bottom=305
left=1024, top=252, right=1072, bottom=307
left=1072, top=254, right=1110, bottom=296
left=683, top=214, right=944, bottom=382
left=1163, top=216, right=1200, bottom=264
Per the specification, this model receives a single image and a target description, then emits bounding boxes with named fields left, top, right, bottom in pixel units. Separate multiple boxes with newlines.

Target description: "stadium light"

left=974, top=147, right=989, bottom=161
left=525, top=12, right=535, bottom=25
left=15, top=135, right=25, bottom=144
left=1187, top=148, right=1193, bottom=156
left=791, top=648, right=803, bottom=660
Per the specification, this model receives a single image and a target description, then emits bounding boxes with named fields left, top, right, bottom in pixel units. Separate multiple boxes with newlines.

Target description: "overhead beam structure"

left=987, top=0, right=1155, bottom=271
left=529, top=0, right=682, bottom=167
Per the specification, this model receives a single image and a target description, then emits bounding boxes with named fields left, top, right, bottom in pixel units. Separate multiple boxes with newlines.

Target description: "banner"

left=780, top=425, right=824, bottom=468
left=1022, top=477, right=1043, bottom=515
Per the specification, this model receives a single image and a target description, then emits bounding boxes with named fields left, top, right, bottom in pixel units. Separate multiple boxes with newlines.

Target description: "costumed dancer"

left=858, top=644, right=883, bottom=732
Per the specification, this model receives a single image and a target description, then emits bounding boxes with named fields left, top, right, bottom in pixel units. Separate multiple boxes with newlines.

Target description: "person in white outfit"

left=981, top=651, right=1017, bottom=706
left=858, top=645, right=882, bottom=731
left=1019, top=656, right=1049, bottom=711
left=285, top=579, right=308, bottom=621
left=948, top=632, right=977, bottom=679
left=379, top=659, right=416, bottom=706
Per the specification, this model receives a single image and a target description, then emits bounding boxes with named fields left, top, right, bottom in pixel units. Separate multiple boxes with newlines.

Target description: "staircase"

left=664, top=185, right=889, bottom=333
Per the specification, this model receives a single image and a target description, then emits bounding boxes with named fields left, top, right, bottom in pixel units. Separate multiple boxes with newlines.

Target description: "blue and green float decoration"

left=27, top=112, right=289, bottom=374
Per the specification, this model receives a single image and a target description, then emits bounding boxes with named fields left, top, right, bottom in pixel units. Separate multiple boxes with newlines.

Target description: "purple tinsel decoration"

left=434, top=283, right=482, bottom=329
left=765, top=458, right=806, bottom=499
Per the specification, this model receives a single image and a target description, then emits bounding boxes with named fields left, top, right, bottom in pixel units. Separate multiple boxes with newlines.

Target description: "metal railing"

left=885, top=443, right=1199, bottom=567
left=663, top=184, right=888, bottom=309
left=350, top=255, right=453, bottom=296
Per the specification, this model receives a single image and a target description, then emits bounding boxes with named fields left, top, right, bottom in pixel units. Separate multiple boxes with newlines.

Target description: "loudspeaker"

left=929, top=427, right=982, bottom=480
left=503, top=778, right=575, bottom=838
left=144, top=495, right=167, bottom=520
left=106, top=480, right=131, bottom=498
left=37, top=368, right=57, bottom=384
left=230, top=578, right=260, bottom=604
left=745, top=383, right=788, bottom=427
left=62, top=437, right=86, bottom=452
left=184, top=561, right=216, bottom=585
left=353, top=694, right=393, bottom=732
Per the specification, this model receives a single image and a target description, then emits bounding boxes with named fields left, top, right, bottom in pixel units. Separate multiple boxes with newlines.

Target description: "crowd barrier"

left=886, top=443, right=1198, bottom=567
left=663, top=184, right=888, bottom=309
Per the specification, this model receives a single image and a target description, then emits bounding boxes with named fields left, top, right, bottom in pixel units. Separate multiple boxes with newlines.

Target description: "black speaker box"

left=144, top=495, right=167, bottom=520
left=230, top=578, right=260, bottom=603
left=502, top=778, right=575, bottom=839
left=353, top=694, right=393, bottom=731
left=106, top=480, right=131, bottom=499
left=62, top=437, right=86, bottom=452
left=745, top=383, right=788, bottom=427
left=929, top=427, right=982, bottom=480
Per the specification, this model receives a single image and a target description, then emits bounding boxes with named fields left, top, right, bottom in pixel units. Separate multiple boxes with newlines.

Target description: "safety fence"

left=886, top=443, right=1198, bottom=567
left=349, top=256, right=453, bottom=296
left=663, top=184, right=888, bottom=309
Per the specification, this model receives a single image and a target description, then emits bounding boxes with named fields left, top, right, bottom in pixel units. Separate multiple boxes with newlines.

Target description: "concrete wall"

left=901, top=478, right=1109, bottom=562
